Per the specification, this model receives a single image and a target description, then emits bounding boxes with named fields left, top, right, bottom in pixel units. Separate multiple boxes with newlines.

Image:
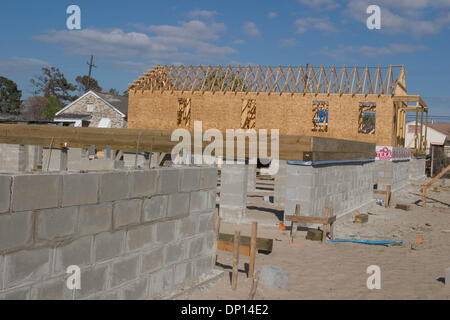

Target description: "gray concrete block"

left=128, top=170, right=158, bottom=198
left=0, top=255, right=3, bottom=290
left=167, top=193, right=190, bottom=217
left=174, top=261, right=192, bottom=285
left=113, top=199, right=142, bottom=228
left=31, top=276, right=73, bottom=300
left=164, top=241, right=186, bottom=265
left=122, top=278, right=148, bottom=300
left=198, top=212, right=215, bottom=233
left=143, top=195, right=168, bottom=222
left=193, top=256, right=211, bottom=277
left=158, top=169, right=180, bottom=194
left=55, top=237, right=92, bottom=272
left=446, top=267, right=450, bottom=287
left=207, top=189, right=216, bottom=210
left=94, top=231, right=125, bottom=262
left=156, top=221, right=176, bottom=245
left=112, top=255, right=139, bottom=287
left=175, top=216, right=198, bottom=240
left=99, top=172, right=129, bottom=202
left=200, top=167, right=218, bottom=189
left=259, top=265, right=290, bottom=291
left=149, top=267, right=173, bottom=297
left=180, top=167, right=201, bottom=192
left=0, top=212, right=33, bottom=251
left=141, top=246, right=164, bottom=273
left=3, top=286, right=30, bottom=300
left=76, top=264, right=108, bottom=299
left=78, top=203, right=112, bottom=236
left=36, top=207, right=78, bottom=241
left=0, top=176, right=11, bottom=213
left=190, top=190, right=208, bottom=214
left=5, top=248, right=52, bottom=287
left=11, top=174, right=61, bottom=212
left=188, top=236, right=205, bottom=259
left=62, top=173, right=99, bottom=207
left=126, top=224, right=155, bottom=252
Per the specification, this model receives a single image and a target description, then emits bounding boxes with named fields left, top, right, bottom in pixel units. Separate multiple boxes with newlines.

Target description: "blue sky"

left=0, top=0, right=449, bottom=121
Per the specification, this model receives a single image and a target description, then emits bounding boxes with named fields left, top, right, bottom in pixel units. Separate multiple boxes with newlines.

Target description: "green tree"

left=0, top=76, right=22, bottom=114
left=109, top=88, right=119, bottom=95
left=30, top=67, right=76, bottom=103
left=21, top=96, right=47, bottom=121
left=76, top=75, right=102, bottom=94
left=43, top=96, right=63, bottom=120
left=123, top=89, right=129, bottom=97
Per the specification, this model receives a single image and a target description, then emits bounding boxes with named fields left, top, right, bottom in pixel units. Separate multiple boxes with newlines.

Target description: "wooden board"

left=285, top=215, right=336, bottom=224
left=218, top=233, right=273, bottom=253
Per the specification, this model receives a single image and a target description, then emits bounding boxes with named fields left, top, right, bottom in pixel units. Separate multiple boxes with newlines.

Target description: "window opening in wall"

left=312, top=100, right=329, bottom=132
left=359, top=102, right=376, bottom=135
left=241, top=99, right=256, bottom=129
left=177, top=98, right=191, bottom=127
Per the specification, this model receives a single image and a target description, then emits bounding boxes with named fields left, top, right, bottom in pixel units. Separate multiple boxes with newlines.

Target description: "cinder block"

left=62, top=173, right=99, bottom=207
left=164, top=241, right=186, bottom=265
left=158, top=169, right=180, bottom=194
left=446, top=267, right=450, bottom=287
left=78, top=203, right=112, bottom=236
left=55, top=237, right=92, bottom=272
left=143, top=195, right=168, bottom=222
left=31, top=276, right=73, bottom=300
left=190, top=190, right=208, bottom=214
left=167, top=193, right=190, bottom=217
left=122, top=278, right=148, bottom=300
left=193, top=256, right=211, bottom=277
left=2, top=286, right=30, bottom=300
left=0, top=211, right=33, bottom=251
left=141, top=246, right=164, bottom=273
left=0, top=176, right=11, bottom=213
left=200, top=167, right=218, bottom=189
left=76, top=264, right=108, bottom=299
left=174, top=262, right=192, bottom=285
left=175, top=216, right=198, bottom=240
left=126, top=224, right=155, bottom=252
left=94, top=231, right=125, bottom=262
left=99, top=172, right=129, bottom=202
left=36, top=207, right=78, bottom=241
left=180, top=168, right=201, bottom=192
left=188, top=236, right=205, bottom=259
left=149, top=267, right=173, bottom=297
left=128, top=170, right=158, bottom=198
left=198, top=212, right=215, bottom=233
left=259, top=265, right=290, bottom=291
left=156, top=221, right=176, bottom=245
left=5, top=248, right=52, bottom=287
left=207, top=189, right=216, bottom=210
left=111, top=255, right=139, bottom=287
left=113, top=199, right=142, bottom=228
left=11, top=174, right=61, bottom=212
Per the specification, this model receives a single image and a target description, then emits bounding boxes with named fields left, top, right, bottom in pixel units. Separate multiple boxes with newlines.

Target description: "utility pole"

left=86, top=55, right=97, bottom=92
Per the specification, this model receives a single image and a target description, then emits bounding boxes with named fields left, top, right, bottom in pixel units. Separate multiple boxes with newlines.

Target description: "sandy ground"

left=183, top=177, right=450, bottom=300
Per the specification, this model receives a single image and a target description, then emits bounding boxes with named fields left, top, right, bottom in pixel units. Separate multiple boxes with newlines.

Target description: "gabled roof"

left=428, top=123, right=450, bottom=139
left=55, top=90, right=127, bottom=118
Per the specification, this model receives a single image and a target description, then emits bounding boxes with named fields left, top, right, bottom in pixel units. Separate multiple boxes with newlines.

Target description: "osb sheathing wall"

left=128, top=91, right=396, bottom=146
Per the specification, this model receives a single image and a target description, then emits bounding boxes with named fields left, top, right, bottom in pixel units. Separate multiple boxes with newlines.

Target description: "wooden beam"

left=422, top=164, right=450, bottom=207
left=218, top=233, right=273, bottom=253
left=232, top=231, right=240, bottom=291
left=249, top=222, right=257, bottom=278
left=285, top=215, right=336, bottom=225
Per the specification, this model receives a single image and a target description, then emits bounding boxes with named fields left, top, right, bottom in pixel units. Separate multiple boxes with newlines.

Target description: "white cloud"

left=298, top=0, right=339, bottom=10
left=279, top=38, right=298, bottom=47
left=35, top=20, right=236, bottom=63
left=268, top=12, right=278, bottom=19
left=295, top=18, right=336, bottom=33
left=233, top=39, right=246, bottom=45
left=243, top=21, right=261, bottom=38
left=0, top=57, right=48, bottom=75
left=187, top=9, right=217, bottom=19
left=322, top=44, right=426, bottom=60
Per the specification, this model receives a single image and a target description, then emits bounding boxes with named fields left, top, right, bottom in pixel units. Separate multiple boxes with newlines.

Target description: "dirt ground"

left=183, top=177, right=450, bottom=300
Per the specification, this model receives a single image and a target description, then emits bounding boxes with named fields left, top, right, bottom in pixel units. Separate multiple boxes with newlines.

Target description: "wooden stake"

left=231, top=231, right=240, bottom=290
left=322, top=207, right=329, bottom=243
left=46, top=137, right=54, bottom=172
left=248, top=270, right=260, bottom=300
left=385, top=185, right=391, bottom=208
left=329, top=206, right=335, bottom=240
left=249, top=222, right=257, bottom=278
left=290, top=204, right=301, bottom=243
left=211, top=213, right=221, bottom=269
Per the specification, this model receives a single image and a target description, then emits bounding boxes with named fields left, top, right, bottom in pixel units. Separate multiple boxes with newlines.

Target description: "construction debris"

left=354, top=213, right=369, bottom=223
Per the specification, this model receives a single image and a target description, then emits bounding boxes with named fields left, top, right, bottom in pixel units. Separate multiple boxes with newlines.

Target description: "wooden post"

left=231, top=231, right=240, bottom=290
left=249, top=222, right=257, bottom=278
left=248, top=270, right=260, bottom=300
left=329, top=206, right=335, bottom=240
left=290, top=204, right=301, bottom=243
left=385, top=185, right=391, bottom=208
left=46, top=137, right=54, bottom=172
left=422, top=187, right=427, bottom=208
left=211, top=213, right=220, bottom=269
left=322, top=207, right=329, bottom=243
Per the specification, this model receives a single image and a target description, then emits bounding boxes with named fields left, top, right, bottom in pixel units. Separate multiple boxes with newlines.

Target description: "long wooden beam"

left=0, top=124, right=375, bottom=161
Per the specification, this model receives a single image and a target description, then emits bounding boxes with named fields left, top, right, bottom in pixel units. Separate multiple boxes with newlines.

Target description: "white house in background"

left=405, top=121, right=450, bottom=154
left=54, top=90, right=128, bottom=128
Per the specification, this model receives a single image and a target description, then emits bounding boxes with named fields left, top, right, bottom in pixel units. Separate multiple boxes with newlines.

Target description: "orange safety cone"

left=355, top=210, right=359, bottom=216
left=278, top=222, right=286, bottom=230
left=418, top=235, right=423, bottom=244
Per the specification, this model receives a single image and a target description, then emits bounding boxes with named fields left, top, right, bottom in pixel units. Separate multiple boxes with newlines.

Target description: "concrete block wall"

left=285, top=161, right=374, bottom=219
left=0, top=166, right=217, bottom=300
left=0, top=144, right=27, bottom=172
left=219, top=164, right=247, bottom=222
left=409, top=157, right=426, bottom=181
left=274, top=160, right=287, bottom=206
left=373, top=160, right=410, bottom=191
